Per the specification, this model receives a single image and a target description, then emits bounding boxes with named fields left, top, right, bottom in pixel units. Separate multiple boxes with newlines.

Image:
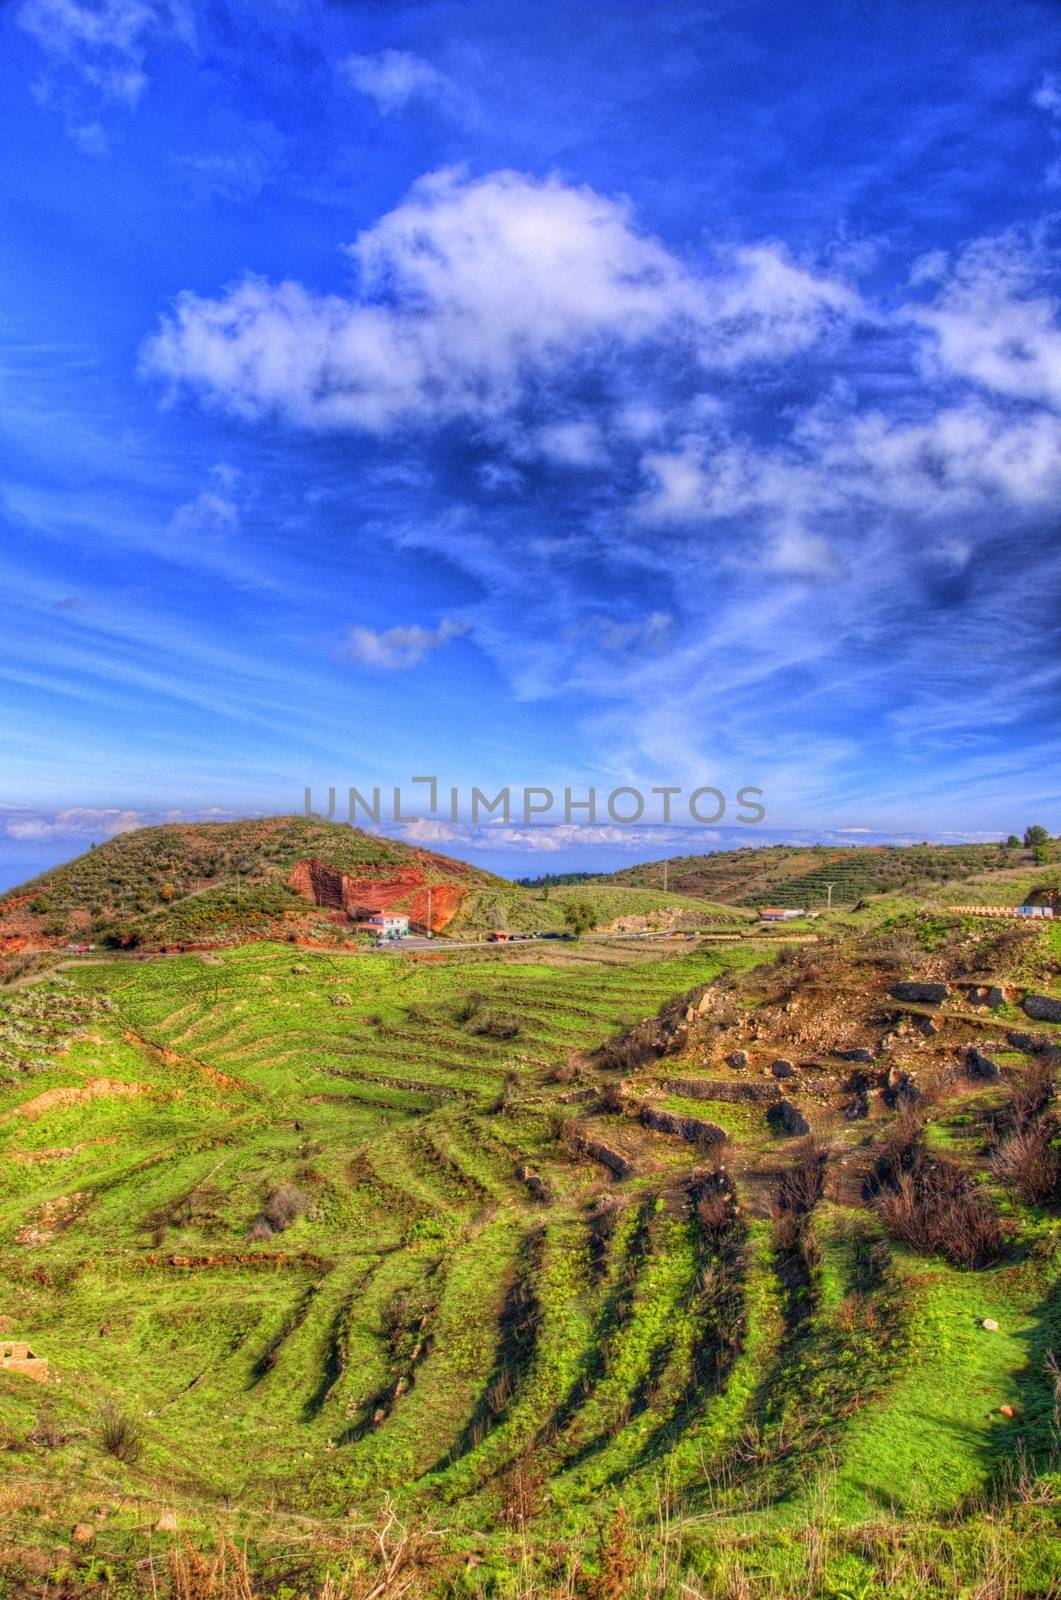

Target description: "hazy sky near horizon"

left=3, top=0, right=1061, bottom=875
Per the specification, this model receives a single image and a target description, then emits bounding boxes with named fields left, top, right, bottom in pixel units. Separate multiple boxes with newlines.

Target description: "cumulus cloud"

left=339, top=617, right=470, bottom=671
left=140, top=167, right=860, bottom=434
left=340, top=49, right=456, bottom=114
left=18, top=0, right=193, bottom=110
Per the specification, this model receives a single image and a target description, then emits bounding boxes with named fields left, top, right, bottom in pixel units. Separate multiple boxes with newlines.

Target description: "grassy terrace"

left=0, top=922, right=1058, bottom=1597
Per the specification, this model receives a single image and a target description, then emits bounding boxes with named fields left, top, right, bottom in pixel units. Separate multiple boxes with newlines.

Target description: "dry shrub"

left=991, top=1126, right=1061, bottom=1207
left=249, top=1183, right=311, bottom=1240
left=775, top=1139, right=827, bottom=1217
left=97, top=1401, right=143, bottom=1464
left=871, top=1146, right=1004, bottom=1269
left=583, top=1505, right=634, bottom=1600
left=1006, top=1058, right=1058, bottom=1131
left=168, top=1541, right=256, bottom=1600
left=469, top=1012, right=521, bottom=1040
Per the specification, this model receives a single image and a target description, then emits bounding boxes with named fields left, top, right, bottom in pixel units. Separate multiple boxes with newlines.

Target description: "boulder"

left=984, top=987, right=1005, bottom=1009
left=982, top=1318, right=999, bottom=1332
left=1022, top=994, right=1061, bottom=1024
left=835, top=1047, right=874, bottom=1063
left=766, top=1099, right=810, bottom=1137
left=1007, top=1030, right=1054, bottom=1056
left=770, top=1058, right=796, bottom=1079
left=965, top=1047, right=1001, bottom=1082
left=891, top=982, right=950, bottom=1005
left=725, top=1050, right=749, bottom=1069
left=843, top=1091, right=869, bottom=1121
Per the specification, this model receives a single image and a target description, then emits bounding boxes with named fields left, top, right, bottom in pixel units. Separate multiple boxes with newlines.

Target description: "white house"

left=364, top=912, right=410, bottom=939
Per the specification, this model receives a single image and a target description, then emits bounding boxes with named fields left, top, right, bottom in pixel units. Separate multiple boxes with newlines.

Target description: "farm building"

left=1, top=1341, right=48, bottom=1383
left=760, top=907, right=806, bottom=923
left=363, top=912, right=410, bottom=939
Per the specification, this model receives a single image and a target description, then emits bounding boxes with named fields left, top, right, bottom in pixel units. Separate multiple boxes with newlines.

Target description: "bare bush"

left=776, top=1138, right=827, bottom=1216
left=991, top=1126, right=1061, bottom=1207
left=871, top=1145, right=1004, bottom=1269
left=262, top=1183, right=310, bottom=1231
left=97, top=1402, right=143, bottom=1464
left=1006, top=1059, right=1058, bottom=1132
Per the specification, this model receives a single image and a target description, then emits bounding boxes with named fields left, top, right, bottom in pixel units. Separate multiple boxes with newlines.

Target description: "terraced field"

left=0, top=920, right=1059, bottom=1598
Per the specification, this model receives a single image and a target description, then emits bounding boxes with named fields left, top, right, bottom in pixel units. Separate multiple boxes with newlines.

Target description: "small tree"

left=1035, top=843, right=1050, bottom=865
left=563, top=901, right=597, bottom=938
left=1024, top=825, right=1050, bottom=848
left=1006, top=835, right=1021, bottom=848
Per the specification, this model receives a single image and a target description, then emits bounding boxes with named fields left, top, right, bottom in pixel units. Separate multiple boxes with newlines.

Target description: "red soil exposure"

left=287, top=859, right=467, bottom=932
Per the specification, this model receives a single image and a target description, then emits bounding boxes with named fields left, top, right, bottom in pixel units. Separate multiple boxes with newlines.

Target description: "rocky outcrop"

left=770, top=1057, right=796, bottom=1079
left=766, top=1099, right=810, bottom=1137
left=835, top=1047, right=874, bottom=1063
left=287, top=859, right=464, bottom=932
left=891, top=982, right=950, bottom=1005
left=1007, top=1030, right=1056, bottom=1056
left=1021, top=994, right=1061, bottom=1024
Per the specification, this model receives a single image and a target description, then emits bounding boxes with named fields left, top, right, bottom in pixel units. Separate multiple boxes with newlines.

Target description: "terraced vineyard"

left=0, top=916, right=1059, bottom=1598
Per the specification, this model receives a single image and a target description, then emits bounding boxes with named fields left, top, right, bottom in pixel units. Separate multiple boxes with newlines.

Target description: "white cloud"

left=170, top=464, right=240, bottom=536
left=4, top=806, right=148, bottom=840
left=537, top=420, right=607, bottom=467
left=18, top=0, right=193, bottom=108
left=906, top=231, right=1061, bottom=408
left=1033, top=73, right=1061, bottom=118
left=340, top=49, right=455, bottom=115
left=141, top=167, right=860, bottom=433
left=339, top=617, right=470, bottom=671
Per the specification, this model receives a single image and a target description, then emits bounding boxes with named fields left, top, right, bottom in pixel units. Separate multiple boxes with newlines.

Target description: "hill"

left=0, top=903, right=1058, bottom=1597
left=0, top=817, right=502, bottom=951
left=602, top=838, right=1061, bottom=908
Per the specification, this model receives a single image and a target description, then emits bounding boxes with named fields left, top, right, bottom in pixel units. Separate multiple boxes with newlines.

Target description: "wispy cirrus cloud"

left=18, top=0, right=194, bottom=144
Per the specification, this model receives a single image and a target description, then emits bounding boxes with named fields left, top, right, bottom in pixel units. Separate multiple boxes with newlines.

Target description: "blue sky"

left=3, top=0, right=1061, bottom=884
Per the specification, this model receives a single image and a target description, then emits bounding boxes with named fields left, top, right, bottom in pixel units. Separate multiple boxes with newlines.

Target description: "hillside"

left=0, top=903, right=1058, bottom=1597
left=603, top=838, right=1061, bottom=908
left=0, top=821, right=771, bottom=957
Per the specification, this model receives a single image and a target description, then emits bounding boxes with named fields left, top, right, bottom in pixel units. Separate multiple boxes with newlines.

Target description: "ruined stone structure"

left=1, top=1340, right=48, bottom=1382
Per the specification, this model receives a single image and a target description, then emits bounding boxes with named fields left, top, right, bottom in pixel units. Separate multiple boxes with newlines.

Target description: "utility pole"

left=824, top=881, right=836, bottom=910
left=663, top=860, right=668, bottom=893
left=426, top=885, right=433, bottom=938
